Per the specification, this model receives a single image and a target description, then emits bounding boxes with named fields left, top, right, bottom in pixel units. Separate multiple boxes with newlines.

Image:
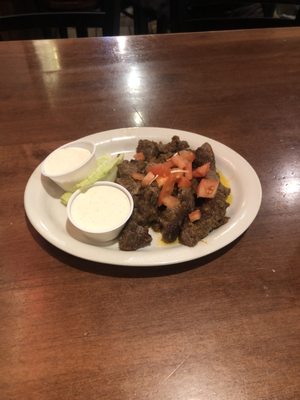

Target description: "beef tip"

left=200, top=182, right=230, bottom=228
left=179, top=220, right=211, bottom=247
left=129, top=210, right=144, bottom=227
left=141, top=184, right=160, bottom=206
left=116, top=176, right=141, bottom=196
left=218, top=182, right=231, bottom=198
left=117, top=159, right=146, bottom=177
left=118, top=221, right=152, bottom=251
left=179, top=183, right=230, bottom=246
left=136, top=139, right=160, bottom=162
left=157, top=135, right=189, bottom=157
left=136, top=136, right=189, bottom=163
left=136, top=185, right=160, bottom=225
left=159, top=196, right=192, bottom=243
left=123, top=184, right=160, bottom=227
left=178, top=188, right=196, bottom=212
left=117, top=159, right=146, bottom=195
left=179, top=210, right=229, bottom=247
left=159, top=207, right=185, bottom=243
left=194, top=142, right=216, bottom=170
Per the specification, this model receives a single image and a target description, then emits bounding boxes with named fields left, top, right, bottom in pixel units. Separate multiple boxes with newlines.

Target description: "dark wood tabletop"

left=1, top=28, right=300, bottom=400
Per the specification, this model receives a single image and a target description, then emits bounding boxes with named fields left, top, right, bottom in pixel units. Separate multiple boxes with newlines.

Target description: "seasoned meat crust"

left=116, top=160, right=145, bottom=195
left=116, top=136, right=231, bottom=251
left=194, top=142, right=216, bottom=170
left=137, top=135, right=189, bottom=162
left=159, top=188, right=195, bottom=243
left=133, top=185, right=160, bottom=227
left=179, top=182, right=230, bottom=247
left=118, top=221, right=152, bottom=251
left=118, top=159, right=146, bottom=176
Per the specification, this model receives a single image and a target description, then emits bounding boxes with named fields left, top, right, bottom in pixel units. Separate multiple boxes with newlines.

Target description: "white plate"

left=24, top=127, right=262, bottom=267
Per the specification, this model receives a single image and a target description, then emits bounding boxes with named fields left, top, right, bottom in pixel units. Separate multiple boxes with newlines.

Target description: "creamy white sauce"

left=70, top=186, right=131, bottom=232
left=43, top=147, right=91, bottom=176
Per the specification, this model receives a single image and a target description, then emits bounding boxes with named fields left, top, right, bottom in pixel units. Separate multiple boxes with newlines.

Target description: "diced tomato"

left=179, top=150, right=196, bottom=162
left=131, top=172, right=145, bottom=181
left=161, top=195, right=180, bottom=209
left=142, top=171, right=156, bottom=186
left=188, top=209, right=201, bottom=222
left=192, top=162, right=210, bottom=178
left=184, top=161, right=193, bottom=180
left=177, top=176, right=192, bottom=189
left=147, top=161, right=172, bottom=177
left=171, top=169, right=184, bottom=180
left=156, top=175, right=169, bottom=187
left=171, top=154, right=187, bottom=170
left=134, top=152, right=145, bottom=161
left=158, top=175, right=176, bottom=206
left=197, top=178, right=219, bottom=198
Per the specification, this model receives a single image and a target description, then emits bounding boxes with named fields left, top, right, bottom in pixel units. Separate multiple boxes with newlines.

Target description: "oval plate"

left=24, top=127, right=262, bottom=266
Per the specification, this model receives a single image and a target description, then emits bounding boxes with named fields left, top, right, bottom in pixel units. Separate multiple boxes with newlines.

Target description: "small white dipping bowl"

left=41, top=141, right=97, bottom=191
left=67, top=181, right=134, bottom=242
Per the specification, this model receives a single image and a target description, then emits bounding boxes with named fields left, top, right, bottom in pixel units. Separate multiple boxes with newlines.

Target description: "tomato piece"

left=131, top=172, right=145, bottom=181
left=171, top=154, right=187, bottom=170
left=179, top=150, right=196, bottom=162
left=177, top=176, right=192, bottom=189
left=161, top=195, right=180, bottom=209
left=193, top=162, right=211, bottom=178
left=158, top=175, right=176, bottom=206
left=197, top=178, right=219, bottom=198
left=148, top=161, right=172, bottom=177
left=134, top=152, right=145, bottom=161
left=184, top=161, right=193, bottom=180
left=171, top=169, right=184, bottom=180
left=142, top=171, right=157, bottom=186
left=156, top=175, right=169, bottom=187
left=188, top=209, right=201, bottom=222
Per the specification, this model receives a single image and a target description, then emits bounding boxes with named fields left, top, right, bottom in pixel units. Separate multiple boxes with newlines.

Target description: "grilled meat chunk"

left=194, top=142, right=216, bottom=170
left=179, top=183, right=230, bottom=246
left=157, top=135, right=189, bottom=158
left=118, top=221, right=152, bottom=251
left=159, top=206, right=185, bottom=243
left=136, top=139, right=160, bottom=162
left=178, top=188, right=196, bottom=211
left=132, top=185, right=160, bottom=227
left=116, top=176, right=141, bottom=196
left=116, top=160, right=146, bottom=195
left=159, top=188, right=195, bottom=243
left=117, top=159, right=146, bottom=177
left=137, top=136, right=190, bottom=163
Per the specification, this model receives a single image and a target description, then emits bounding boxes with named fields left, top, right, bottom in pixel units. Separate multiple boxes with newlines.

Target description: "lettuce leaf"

left=60, top=153, right=123, bottom=206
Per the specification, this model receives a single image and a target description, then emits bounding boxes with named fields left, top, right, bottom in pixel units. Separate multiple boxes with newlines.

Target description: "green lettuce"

left=60, top=153, right=123, bottom=206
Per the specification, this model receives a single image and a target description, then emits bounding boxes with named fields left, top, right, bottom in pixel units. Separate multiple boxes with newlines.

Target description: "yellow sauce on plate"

left=218, top=171, right=233, bottom=205
left=157, top=237, right=179, bottom=247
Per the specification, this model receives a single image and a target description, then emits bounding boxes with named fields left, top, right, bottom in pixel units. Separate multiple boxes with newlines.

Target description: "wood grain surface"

left=0, top=28, right=299, bottom=400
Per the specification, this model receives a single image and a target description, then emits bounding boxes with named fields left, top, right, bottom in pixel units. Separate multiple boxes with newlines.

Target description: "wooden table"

left=1, top=28, right=299, bottom=400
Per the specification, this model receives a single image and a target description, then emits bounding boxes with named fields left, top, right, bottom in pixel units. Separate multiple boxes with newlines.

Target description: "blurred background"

left=0, top=1, right=300, bottom=40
